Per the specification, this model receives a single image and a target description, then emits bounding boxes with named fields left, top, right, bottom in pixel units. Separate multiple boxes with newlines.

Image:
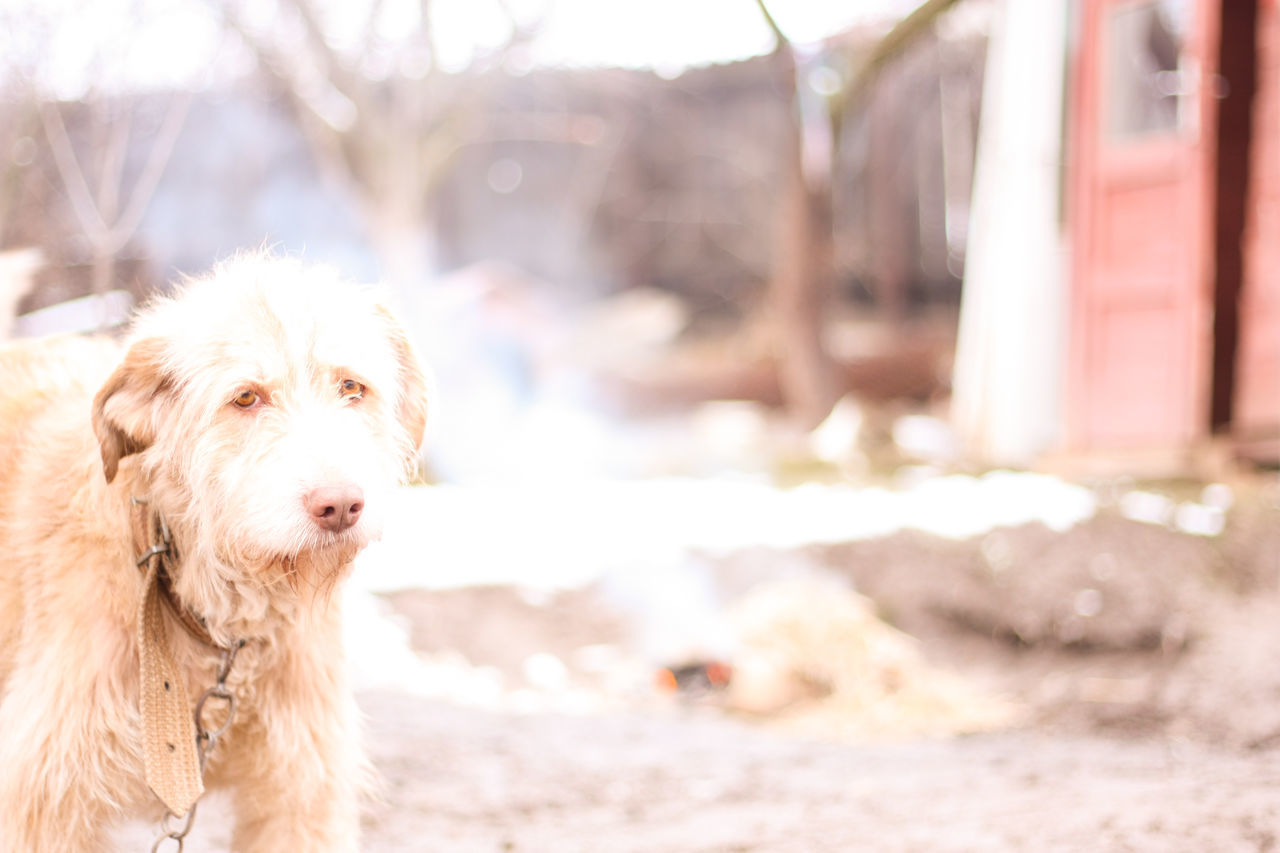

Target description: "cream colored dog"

left=0, top=254, right=428, bottom=852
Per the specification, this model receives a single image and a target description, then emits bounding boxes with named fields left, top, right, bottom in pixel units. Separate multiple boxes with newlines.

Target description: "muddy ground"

left=120, top=482, right=1280, bottom=851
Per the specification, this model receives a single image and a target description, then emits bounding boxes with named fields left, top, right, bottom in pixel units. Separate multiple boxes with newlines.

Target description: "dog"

left=0, top=254, right=429, bottom=852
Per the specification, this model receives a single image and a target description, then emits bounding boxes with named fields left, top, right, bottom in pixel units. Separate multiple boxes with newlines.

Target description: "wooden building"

left=1067, top=0, right=1279, bottom=466
left=955, top=0, right=1278, bottom=472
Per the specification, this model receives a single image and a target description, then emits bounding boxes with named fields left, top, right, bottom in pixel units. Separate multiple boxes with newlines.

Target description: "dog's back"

left=0, top=334, right=119, bottom=431
left=0, top=334, right=122, bottom=681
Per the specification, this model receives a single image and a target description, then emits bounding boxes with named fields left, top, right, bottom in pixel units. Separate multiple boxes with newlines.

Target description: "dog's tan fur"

left=0, top=254, right=429, bottom=852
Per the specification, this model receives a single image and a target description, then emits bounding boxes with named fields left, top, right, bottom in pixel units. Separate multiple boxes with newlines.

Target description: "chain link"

left=149, top=640, right=244, bottom=852
left=149, top=805, right=196, bottom=853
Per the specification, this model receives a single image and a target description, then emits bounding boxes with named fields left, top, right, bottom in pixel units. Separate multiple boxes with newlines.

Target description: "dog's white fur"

left=0, top=254, right=429, bottom=852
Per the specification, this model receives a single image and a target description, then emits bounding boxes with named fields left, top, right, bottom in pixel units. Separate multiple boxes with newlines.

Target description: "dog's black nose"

left=305, top=485, right=364, bottom=533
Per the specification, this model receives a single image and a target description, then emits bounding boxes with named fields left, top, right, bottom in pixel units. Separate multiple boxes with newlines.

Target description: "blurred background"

left=4, top=0, right=1280, bottom=846
left=1, top=0, right=1276, bottom=479
left=1, top=0, right=1276, bottom=481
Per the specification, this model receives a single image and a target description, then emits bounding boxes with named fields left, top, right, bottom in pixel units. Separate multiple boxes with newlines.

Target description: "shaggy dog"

left=0, top=255, right=429, bottom=852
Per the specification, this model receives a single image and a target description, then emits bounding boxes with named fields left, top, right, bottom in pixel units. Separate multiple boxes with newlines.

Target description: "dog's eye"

left=232, top=389, right=260, bottom=409
left=340, top=379, right=365, bottom=401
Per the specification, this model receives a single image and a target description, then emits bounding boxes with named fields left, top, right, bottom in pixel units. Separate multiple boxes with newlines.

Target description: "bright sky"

left=2, top=0, right=920, bottom=96
left=432, top=0, right=919, bottom=73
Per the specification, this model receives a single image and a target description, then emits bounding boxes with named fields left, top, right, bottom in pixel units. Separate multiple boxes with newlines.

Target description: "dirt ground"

left=119, top=480, right=1280, bottom=851
left=353, top=694, right=1280, bottom=852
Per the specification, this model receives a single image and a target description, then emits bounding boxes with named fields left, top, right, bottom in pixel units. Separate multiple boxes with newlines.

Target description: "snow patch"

left=353, top=471, right=1098, bottom=594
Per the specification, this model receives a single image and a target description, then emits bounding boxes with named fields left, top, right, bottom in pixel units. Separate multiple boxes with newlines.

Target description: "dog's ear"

left=92, top=338, right=168, bottom=483
left=378, top=307, right=429, bottom=466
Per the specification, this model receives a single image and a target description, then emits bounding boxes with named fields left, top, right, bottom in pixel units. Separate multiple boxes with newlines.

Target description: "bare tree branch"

left=114, top=92, right=192, bottom=242
left=840, top=0, right=963, bottom=112
left=751, top=0, right=789, bottom=52
left=40, top=90, right=191, bottom=260
left=419, top=0, right=440, bottom=76
left=219, top=0, right=550, bottom=285
left=361, top=0, right=392, bottom=49
left=95, top=105, right=130, bottom=226
left=39, top=102, right=111, bottom=240
left=218, top=7, right=352, bottom=185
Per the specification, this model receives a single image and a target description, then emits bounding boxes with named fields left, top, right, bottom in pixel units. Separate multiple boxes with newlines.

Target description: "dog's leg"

left=229, top=770, right=362, bottom=853
left=0, top=649, right=142, bottom=853
left=224, top=646, right=366, bottom=853
left=225, top=722, right=365, bottom=852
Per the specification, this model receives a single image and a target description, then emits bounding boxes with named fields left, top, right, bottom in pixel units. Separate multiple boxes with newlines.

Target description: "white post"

left=951, top=0, right=1070, bottom=466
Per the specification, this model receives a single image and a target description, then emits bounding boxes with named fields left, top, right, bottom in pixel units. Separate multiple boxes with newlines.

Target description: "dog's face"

left=92, top=256, right=429, bottom=598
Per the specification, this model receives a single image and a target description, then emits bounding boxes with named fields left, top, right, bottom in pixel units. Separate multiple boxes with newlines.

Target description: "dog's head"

left=92, top=254, right=429, bottom=600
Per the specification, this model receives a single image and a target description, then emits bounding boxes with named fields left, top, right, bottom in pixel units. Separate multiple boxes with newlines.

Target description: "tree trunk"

left=866, top=78, right=912, bottom=325
left=90, top=248, right=115, bottom=296
left=363, top=205, right=441, bottom=362
left=769, top=48, right=839, bottom=428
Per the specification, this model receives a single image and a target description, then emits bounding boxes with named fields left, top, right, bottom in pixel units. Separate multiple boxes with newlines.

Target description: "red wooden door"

left=1237, top=0, right=1280, bottom=452
left=1068, top=0, right=1221, bottom=452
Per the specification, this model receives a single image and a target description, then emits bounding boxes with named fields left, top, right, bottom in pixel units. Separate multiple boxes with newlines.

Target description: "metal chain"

left=149, top=639, right=245, bottom=853
left=150, top=805, right=197, bottom=853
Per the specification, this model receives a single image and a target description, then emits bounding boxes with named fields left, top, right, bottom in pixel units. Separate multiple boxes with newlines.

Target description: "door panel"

left=1068, top=0, right=1219, bottom=451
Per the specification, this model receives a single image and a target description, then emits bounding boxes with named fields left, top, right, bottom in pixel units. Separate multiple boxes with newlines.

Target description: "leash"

left=132, top=498, right=244, bottom=853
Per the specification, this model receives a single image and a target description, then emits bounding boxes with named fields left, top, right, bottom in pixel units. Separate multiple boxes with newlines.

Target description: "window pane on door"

left=1105, top=0, right=1192, bottom=140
